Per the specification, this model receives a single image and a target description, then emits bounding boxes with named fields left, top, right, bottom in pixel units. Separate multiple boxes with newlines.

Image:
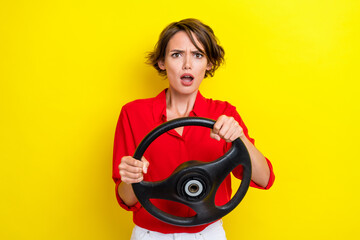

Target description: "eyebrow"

left=169, top=49, right=203, bottom=53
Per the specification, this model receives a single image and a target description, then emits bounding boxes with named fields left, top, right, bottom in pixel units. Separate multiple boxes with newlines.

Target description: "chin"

left=171, top=86, right=198, bottom=96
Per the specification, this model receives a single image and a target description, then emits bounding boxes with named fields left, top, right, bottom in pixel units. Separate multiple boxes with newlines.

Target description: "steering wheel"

left=132, top=117, right=252, bottom=226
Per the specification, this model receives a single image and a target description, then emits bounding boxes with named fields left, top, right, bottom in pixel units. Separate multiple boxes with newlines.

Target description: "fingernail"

left=143, top=167, right=148, bottom=174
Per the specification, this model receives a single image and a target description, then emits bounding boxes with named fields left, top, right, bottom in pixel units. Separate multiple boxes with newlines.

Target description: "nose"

left=183, top=53, right=192, bottom=70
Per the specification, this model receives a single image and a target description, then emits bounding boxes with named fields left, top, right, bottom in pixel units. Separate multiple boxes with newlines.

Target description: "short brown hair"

left=147, top=18, right=225, bottom=78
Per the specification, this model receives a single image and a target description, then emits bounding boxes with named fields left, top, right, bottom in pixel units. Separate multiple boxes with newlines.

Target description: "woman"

left=113, top=18, right=275, bottom=240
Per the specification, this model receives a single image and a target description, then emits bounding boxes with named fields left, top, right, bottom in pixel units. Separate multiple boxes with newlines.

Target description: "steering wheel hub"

left=186, top=180, right=202, bottom=195
left=177, top=171, right=209, bottom=201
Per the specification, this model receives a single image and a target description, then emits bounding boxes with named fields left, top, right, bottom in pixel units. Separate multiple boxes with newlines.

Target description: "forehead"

left=166, top=31, right=205, bottom=51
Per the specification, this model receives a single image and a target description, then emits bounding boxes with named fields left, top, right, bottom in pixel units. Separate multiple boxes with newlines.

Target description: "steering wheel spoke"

left=134, top=173, right=185, bottom=202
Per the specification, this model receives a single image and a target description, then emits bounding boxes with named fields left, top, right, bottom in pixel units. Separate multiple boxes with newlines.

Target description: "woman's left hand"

left=210, top=115, right=244, bottom=142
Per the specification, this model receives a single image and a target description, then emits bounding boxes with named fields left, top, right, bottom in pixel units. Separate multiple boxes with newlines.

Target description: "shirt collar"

left=152, top=88, right=208, bottom=123
left=152, top=89, right=167, bottom=124
left=192, top=90, right=207, bottom=117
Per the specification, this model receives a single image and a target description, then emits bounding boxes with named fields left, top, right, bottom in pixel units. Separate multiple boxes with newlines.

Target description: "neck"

left=166, top=88, right=198, bottom=118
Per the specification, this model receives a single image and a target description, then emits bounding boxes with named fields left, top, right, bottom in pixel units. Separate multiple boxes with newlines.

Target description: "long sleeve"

left=227, top=106, right=275, bottom=189
left=112, top=106, right=142, bottom=211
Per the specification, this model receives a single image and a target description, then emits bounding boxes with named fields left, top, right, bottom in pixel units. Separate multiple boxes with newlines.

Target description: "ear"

left=206, top=62, right=213, bottom=71
left=158, top=60, right=166, bottom=70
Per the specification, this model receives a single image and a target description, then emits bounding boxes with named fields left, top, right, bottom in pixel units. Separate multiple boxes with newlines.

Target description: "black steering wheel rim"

left=132, top=117, right=252, bottom=226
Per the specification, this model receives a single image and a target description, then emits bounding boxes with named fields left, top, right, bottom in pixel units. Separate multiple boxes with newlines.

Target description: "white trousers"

left=130, top=220, right=227, bottom=240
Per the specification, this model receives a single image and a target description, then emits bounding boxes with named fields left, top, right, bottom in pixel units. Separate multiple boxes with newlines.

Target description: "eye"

left=171, top=52, right=181, bottom=58
left=194, top=52, right=204, bottom=58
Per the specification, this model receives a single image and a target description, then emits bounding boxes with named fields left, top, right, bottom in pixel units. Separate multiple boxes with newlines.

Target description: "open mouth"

left=180, top=74, right=194, bottom=86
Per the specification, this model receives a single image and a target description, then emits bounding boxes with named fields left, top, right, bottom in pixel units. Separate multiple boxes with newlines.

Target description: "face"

left=158, top=31, right=212, bottom=96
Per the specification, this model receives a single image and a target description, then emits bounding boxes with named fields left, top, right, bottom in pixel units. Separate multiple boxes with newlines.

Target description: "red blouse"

left=112, top=89, right=275, bottom=233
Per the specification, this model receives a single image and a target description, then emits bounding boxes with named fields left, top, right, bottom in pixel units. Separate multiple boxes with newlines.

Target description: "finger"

left=141, top=156, right=149, bottom=174
left=122, top=156, right=144, bottom=168
left=121, top=175, right=143, bottom=184
left=212, top=115, right=227, bottom=134
left=228, top=130, right=240, bottom=142
left=223, top=128, right=234, bottom=142
left=120, top=169, right=143, bottom=180
left=218, top=119, right=232, bottom=138
left=119, top=162, right=143, bottom=174
left=210, top=131, right=221, bottom=141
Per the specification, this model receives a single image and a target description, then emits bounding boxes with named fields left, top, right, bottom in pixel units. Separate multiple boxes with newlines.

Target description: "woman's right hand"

left=118, top=156, right=149, bottom=184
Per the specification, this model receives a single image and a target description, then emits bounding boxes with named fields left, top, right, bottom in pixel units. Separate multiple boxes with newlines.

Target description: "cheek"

left=165, top=61, right=181, bottom=72
left=166, top=67, right=178, bottom=78
left=195, top=62, right=209, bottom=74
left=165, top=65, right=179, bottom=82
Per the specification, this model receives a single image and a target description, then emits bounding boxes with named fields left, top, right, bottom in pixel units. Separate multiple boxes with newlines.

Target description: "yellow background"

left=1, top=0, right=359, bottom=239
